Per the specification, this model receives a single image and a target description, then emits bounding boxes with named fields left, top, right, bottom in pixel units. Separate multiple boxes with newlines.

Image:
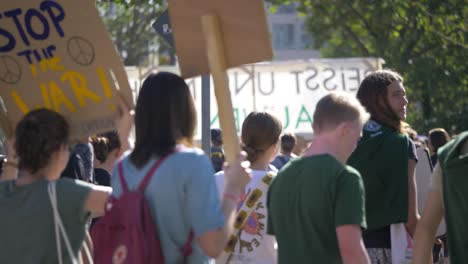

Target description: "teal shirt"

left=0, top=178, right=92, bottom=264
left=267, top=154, right=366, bottom=264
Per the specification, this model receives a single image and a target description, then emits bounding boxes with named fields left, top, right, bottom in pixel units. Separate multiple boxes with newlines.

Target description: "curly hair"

left=15, top=109, right=69, bottom=174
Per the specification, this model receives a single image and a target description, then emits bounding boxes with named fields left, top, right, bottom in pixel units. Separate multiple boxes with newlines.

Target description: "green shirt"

left=440, top=131, right=468, bottom=264
left=267, top=154, right=366, bottom=264
left=0, top=178, right=93, bottom=264
left=347, top=120, right=409, bottom=231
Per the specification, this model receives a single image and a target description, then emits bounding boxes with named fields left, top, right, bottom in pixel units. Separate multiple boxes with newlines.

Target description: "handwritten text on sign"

left=174, top=59, right=380, bottom=137
left=0, top=0, right=133, bottom=138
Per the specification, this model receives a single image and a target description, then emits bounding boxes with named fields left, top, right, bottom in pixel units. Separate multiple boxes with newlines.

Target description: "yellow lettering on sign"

left=49, top=81, right=76, bottom=113
left=30, top=65, right=38, bottom=77
left=40, top=83, right=52, bottom=109
left=61, top=71, right=101, bottom=107
left=11, top=91, right=30, bottom=114
left=97, top=67, right=113, bottom=98
left=40, top=57, right=65, bottom=72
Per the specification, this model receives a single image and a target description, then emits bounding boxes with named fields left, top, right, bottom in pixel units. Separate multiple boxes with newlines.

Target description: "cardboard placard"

left=167, top=0, right=273, bottom=78
left=0, top=0, right=133, bottom=139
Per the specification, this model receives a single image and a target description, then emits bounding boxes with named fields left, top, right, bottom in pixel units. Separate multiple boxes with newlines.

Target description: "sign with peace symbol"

left=0, top=56, right=22, bottom=84
left=67, top=36, right=96, bottom=66
left=0, top=1, right=134, bottom=140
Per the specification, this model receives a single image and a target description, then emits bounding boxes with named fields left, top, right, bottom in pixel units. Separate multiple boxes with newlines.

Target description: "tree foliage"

left=96, top=0, right=167, bottom=66
left=268, top=0, right=467, bottom=134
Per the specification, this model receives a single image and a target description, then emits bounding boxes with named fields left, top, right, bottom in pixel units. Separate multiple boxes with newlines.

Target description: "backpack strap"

left=118, top=161, right=130, bottom=193
left=181, top=230, right=194, bottom=263
left=138, top=152, right=173, bottom=192
left=117, top=152, right=173, bottom=193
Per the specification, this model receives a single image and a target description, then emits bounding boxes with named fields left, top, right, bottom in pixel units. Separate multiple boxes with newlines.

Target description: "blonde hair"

left=313, top=92, right=369, bottom=133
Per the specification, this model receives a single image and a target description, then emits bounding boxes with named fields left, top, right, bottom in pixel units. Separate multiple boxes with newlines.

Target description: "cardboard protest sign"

left=167, top=0, right=273, bottom=78
left=0, top=0, right=133, bottom=139
left=167, top=0, right=273, bottom=169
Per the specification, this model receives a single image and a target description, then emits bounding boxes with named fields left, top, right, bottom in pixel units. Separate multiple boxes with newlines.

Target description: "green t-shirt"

left=267, top=154, right=366, bottom=264
left=440, top=132, right=468, bottom=264
left=0, top=178, right=93, bottom=264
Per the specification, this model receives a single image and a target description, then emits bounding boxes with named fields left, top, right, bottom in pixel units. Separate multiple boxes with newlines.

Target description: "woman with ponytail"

left=215, top=111, right=282, bottom=264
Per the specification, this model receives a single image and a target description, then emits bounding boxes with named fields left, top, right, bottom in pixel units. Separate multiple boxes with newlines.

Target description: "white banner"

left=127, top=57, right=383, bottom=139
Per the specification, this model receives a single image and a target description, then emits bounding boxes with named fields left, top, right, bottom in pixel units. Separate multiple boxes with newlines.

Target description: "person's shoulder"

left=214, top=170, right=225, bottom=178
left=56, top=177, right=94, bottom=189
left=175, top=146, right=206, bottom=157
left=343, top=165, right=362, bottom=179
left=305, top=154, right=343, bottom=168
left=171, top=147, right=210, bottom=164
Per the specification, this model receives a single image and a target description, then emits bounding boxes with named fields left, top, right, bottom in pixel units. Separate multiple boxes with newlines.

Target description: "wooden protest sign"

left=0, top=0, right=133, bottom=139
left=167, top=0, right=273, bottom=163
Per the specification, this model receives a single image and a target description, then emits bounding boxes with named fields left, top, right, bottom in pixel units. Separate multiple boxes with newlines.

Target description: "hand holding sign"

left=114, top=91, right=133, bottom=153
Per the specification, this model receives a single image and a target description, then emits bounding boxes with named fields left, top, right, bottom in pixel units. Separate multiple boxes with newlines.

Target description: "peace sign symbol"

left=0, top=56, right=22, bottom=84
left=67, top=36, right=95, bottom=66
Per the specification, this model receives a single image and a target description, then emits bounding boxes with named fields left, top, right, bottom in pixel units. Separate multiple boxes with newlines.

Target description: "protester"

left=267, top=92, right=370, bottom=263
left=406, top=127, right=425, bottom=149
left=428, top=128, right=450, bottom=166
left=210, top=128, right=225, bottom=173
left=271, top=133, right=297, bottom=170
left=215, top=111, right=282, bottom=264
left=90, top=131, right=122, bottom=187
left=413, top=131, right=468, bottom=264
left=0, top=109, right=111, bottom=263
left=347, top=70, right=419, bottom=263
left=110, top=72, right=251, bottom=263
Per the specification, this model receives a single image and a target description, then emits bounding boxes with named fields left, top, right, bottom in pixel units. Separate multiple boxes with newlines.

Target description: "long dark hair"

left=357, top=70, right=404, bottom=132
left=130, top=72, right=196, bottom=168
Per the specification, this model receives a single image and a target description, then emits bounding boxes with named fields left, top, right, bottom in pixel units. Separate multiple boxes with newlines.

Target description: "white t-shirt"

left=214, top=169, right=277, bottom=264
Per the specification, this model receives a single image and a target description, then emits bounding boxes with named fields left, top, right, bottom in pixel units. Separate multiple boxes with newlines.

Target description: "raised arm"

left=413, top=164, right=445, bottom=264
left=84, top=185, right=112, bottom=217
left=197, top=152, right=251, bottom=258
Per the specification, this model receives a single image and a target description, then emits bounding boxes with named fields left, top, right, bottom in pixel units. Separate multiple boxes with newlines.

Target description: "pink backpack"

left=91, top=153, right=194, bottom=263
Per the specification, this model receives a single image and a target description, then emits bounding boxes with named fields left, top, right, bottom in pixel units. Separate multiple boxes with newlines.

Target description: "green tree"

left=96, top=0, right=169, bottom=66
left=269, top=0, right=467, bottom=134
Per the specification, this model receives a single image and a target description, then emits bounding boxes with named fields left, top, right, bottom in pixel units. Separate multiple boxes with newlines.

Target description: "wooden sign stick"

left=201, top=14, right=241, bottom=163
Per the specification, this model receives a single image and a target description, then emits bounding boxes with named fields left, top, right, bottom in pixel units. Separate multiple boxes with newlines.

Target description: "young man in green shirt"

left=267, top=92, right=370, bottom=264
left=413, top=131, right=468, bottom=263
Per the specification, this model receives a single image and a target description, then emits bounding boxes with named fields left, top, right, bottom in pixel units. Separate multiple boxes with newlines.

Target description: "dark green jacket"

left=440, top=131, right=468, bottom=264
left=348, top=120, right=409, bottom=230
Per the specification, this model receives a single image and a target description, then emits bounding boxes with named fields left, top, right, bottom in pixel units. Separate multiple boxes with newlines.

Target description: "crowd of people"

left=0, top=69, right=466, bottom=264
